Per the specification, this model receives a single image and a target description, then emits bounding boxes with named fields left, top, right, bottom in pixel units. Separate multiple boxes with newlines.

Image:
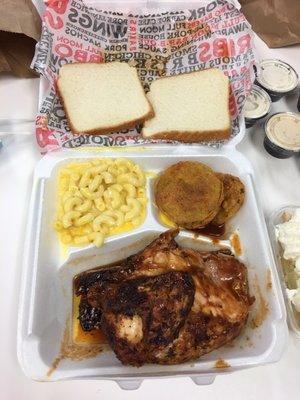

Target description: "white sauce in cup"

left=257, top=59, right=298, bottom=93
left=244, top=86, right=271, bottom=119
left=265, top=113, right=300, bottom=151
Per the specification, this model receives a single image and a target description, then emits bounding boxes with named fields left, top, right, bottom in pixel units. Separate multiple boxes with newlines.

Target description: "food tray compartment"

left=17, top=146, right=288, bottom=385
left=268, top=206, right=300, bottom=338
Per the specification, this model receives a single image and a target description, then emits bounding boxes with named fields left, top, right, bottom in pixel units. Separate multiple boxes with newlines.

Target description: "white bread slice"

left=142, top=68, right=231, bottom=142
left=57, top=62, right=153, bottom=135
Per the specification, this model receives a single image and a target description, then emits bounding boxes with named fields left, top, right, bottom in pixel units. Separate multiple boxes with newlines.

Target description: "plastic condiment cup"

left=244, top=85, right=271, bottom=128
left=264, top=112, right=300, bottom=158
left=256, top=59, right=298, bottom=102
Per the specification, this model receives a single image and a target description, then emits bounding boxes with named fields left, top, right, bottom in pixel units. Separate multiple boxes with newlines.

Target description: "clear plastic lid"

left=268, top=206, right=300, bottom=339
left=265, top=112, right=300, bottom=151
left=244, top=85, right=271, bottom=119
left=257, top=59, right=298, bottom=93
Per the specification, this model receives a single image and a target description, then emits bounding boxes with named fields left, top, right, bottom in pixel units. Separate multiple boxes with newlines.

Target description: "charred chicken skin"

left=75, top=230, right=253, bottom=366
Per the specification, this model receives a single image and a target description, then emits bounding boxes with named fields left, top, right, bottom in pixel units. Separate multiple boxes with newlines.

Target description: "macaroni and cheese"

left=54, top=158, right=147, bottom=247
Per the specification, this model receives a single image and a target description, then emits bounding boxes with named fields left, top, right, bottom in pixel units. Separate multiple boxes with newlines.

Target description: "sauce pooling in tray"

left=192, top=222, right=225, bottom=238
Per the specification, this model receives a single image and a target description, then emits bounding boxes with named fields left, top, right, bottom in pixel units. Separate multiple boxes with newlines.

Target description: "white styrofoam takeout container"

left=17, top=144, right=288, bottom=390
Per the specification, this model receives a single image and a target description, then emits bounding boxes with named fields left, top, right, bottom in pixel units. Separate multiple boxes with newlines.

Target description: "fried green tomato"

left=155, top=161, right=224, bottom=229
left=212, top=173, right=245, bottom=226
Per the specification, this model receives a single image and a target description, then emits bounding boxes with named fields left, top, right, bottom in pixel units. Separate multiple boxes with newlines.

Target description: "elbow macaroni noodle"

left=55, top=158, right=147, bottom=247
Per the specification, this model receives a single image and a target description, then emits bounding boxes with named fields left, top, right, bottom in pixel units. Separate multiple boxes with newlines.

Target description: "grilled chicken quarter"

left=75, top=229, right=254, bottom=366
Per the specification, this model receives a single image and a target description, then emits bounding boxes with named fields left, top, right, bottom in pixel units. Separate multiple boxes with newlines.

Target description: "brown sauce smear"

left=214, top=359, right=230, bottom=369
left=191, top=222, right=225, bottom=238
left=250, top=275, right=269, bottom=329
left=266, top=269, right=272, bottom=291
left=245, top=336, right=253, bottom=348
left=47, top=320, right=103, bottom=378
left=230, top=232, right=242, bottom=256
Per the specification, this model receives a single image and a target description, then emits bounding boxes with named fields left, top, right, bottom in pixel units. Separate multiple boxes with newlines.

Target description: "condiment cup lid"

left=257, top=59, right=298, bottom=93
left=244, top=85, right=271, bottom=119
left=265, top=112, right=300, bottom=151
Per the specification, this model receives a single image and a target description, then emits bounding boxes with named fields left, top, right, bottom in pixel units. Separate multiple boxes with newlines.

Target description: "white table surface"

left=0, top=35, right=300, bottom=399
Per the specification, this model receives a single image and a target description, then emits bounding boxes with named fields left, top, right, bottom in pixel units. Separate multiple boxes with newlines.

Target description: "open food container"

left=17, top=144, right=288, bottom=389
left=17, top=0, right=288, bottom=390
left=268, top=206, right=300, bottom=340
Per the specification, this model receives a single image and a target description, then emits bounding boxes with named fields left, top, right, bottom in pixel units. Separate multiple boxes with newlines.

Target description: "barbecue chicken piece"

left=75, top=230, right=253, bottom=366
